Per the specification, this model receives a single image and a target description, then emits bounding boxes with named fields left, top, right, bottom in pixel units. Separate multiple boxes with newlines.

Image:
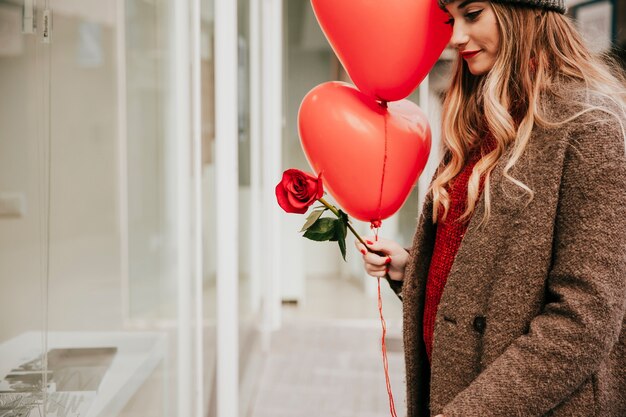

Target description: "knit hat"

left=438, top=0, right=566, bottom=14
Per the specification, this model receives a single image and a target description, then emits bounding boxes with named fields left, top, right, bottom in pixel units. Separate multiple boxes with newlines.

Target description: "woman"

left=355, top=0, right=626, bottom=416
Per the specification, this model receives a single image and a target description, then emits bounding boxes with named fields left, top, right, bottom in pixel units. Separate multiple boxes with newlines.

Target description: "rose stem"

left=318, top=197, right=374, bottom=252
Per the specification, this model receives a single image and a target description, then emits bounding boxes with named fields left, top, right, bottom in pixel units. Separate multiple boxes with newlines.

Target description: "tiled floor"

left=249, top=275, right=407, bottom=417
left=283, top=274, right=404, bottom=322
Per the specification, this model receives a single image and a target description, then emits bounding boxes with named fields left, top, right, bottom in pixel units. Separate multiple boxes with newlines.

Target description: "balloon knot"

left=379, top=100, right=388, bottom=109
left=370, top=219, right=382, bottom=229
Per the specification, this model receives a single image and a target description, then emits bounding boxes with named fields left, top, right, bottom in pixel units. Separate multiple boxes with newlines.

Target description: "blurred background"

left=0, top=0, right=623, bottom=416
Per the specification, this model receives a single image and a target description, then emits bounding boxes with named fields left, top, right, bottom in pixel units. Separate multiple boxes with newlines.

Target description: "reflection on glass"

left=1, top=0, right=209, bottom=415
left=200, top=0, right=218, bottom=414
left=126, top=0, right=173, bottom=320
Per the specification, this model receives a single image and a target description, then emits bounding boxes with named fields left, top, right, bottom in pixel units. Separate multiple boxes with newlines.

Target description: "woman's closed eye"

left=444, top=10, right=483, bottom=26
left=465, top=10, right=483, bottom=21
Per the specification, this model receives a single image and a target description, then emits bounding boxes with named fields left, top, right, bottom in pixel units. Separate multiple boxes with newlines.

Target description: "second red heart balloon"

left=298, top=82, right=431, bottom=225
left=311, top=0, right=452, bottom=102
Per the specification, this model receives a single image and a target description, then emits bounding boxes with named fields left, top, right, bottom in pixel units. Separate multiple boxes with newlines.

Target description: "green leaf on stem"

left=337, top=209, right=349, bottom=224
left=299, top=208, right=327, bottom=232
left=335, top=218, right=347, bottom=261
left=328, top=209, right=349, bottom=261
left=303, top=217, right=337, bottom=241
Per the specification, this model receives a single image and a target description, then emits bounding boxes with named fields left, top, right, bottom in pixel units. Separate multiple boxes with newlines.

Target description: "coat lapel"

left=426, top=147, right=514, bottom=413
left=436, top=128, right=567, bottom=316
left=438, top=147, right=511, bottom=307
left=428, top=128, right=569, bottom=413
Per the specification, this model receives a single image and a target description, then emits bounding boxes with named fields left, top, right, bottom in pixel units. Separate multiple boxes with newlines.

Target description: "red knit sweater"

left=423, top=137, right=497, bottom=363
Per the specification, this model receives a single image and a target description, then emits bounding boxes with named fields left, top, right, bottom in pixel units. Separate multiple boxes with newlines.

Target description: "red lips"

left=460, top=49, right=480, bottom=59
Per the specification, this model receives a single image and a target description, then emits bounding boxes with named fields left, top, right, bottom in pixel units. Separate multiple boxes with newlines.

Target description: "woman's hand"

left=354, top=236, right=409, bottom=282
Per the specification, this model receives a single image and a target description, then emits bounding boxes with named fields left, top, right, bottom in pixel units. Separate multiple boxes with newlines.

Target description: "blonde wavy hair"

left=430, top=3, right=626, bottom=226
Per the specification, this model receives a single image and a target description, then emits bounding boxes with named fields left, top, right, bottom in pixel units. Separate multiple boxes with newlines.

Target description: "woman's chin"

left=467, top=64, right=491, bottom=76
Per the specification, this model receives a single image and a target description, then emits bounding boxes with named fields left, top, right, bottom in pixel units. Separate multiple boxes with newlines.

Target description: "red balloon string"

left=375, top=104, right=389, bottom=229
left=370, top=101, right=396, bottom=416
left=374, top=104, right=397, bottom=416
left=378, top=276, right=398, bottom=417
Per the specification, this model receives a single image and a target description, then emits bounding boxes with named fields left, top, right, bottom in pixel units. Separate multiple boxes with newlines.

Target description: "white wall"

left=284, top=2, right=342, bottom=284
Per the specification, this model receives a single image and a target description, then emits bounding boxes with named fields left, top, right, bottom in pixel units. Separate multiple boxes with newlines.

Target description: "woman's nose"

left=449, top=24, right=469, bottom=49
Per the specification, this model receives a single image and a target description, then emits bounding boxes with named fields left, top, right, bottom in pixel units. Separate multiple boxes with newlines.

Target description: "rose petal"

left=295, top=180, right=312, bottom=201
left=276, top=181, right=305, bottom=214
left=316, top=173, right=324, bottom=199
left=286, top=177, right=298, bottom=193
left=305, top=177, right=318, bottom=191
left=287, top=192, right=308, bottom=214
left=303, top=194, right=317, bottom=206
left=295, top=189, right=309, bottom=200
left=275, top=182, right=296, bottom=213
left=276, top=168, right=320, bottom=214
left=293, top=184, right=304, bottom=197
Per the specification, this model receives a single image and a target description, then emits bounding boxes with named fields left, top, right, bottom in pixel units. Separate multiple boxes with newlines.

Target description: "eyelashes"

left=444, top=10, right=483, bottom=26
left=466, top=10, right=483, bottom=21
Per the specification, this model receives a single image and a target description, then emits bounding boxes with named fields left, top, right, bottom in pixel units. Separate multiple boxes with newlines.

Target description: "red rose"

left=275, top=169, right=324, bottom=214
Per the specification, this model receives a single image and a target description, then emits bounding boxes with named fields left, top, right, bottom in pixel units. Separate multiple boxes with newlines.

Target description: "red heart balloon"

left=298, top=82, right=431, bottom=224
left=311, top=0, right=452, bottom=102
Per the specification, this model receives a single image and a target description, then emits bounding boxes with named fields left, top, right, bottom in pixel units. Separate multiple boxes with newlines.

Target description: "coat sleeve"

left=442, top=114, right=626, bottom=416
left=386, top=276, right=404, bottom=301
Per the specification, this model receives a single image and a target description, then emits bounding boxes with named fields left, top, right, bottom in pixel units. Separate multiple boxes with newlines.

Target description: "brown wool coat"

left=392, top=91, right=626, bottom=417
